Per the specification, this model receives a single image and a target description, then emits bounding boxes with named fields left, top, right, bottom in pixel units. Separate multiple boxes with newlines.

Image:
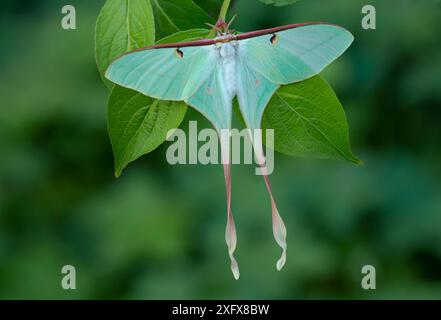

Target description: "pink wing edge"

left=120, top=22, right=337, bottom=55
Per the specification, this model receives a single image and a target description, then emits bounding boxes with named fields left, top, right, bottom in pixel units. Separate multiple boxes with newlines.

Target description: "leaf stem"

left=218, top=0, right=232, bottom=22
left=208, top=0, right=232, bottom=37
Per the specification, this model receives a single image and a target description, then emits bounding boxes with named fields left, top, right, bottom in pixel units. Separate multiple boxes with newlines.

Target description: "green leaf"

left=107, top=29, right=211, bottom=177
left=108, top=86, right=186, bottom=177
left=156, top=28, right=211, bottom=44
left=150, top=0, right=213, bottom=38
left=262, top=76, right=362, bottom=164
left=259, top=0, right=301, bottom=7
left=194, top=0, right=223, bottom=18
left=95, top=0, right=155, bottom=87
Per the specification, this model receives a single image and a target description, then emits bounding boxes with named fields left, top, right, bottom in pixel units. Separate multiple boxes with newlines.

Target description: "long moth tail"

left=220, top=132, right=240, bottom=280
left=252, top=130, right=287, bottom=271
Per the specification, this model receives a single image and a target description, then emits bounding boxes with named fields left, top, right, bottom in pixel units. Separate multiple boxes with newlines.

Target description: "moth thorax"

left=219, top=42, right=236, bottom=58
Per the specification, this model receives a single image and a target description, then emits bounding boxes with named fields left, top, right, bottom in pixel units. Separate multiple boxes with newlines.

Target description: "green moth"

left=106, top=20, right=354, bottom=279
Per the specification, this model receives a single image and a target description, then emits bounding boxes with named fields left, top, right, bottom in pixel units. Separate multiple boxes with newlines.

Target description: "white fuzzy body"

left=218, top=41, right=238, bottom=100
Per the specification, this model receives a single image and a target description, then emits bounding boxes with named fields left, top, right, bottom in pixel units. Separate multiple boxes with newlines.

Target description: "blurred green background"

left=1, top=0, right=441, bottom=299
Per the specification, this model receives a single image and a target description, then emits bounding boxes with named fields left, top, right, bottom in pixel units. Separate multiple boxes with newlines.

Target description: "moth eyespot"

left=176, top=48, right=184, bottom=58
left=270, top=34, right=278, bottom=45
